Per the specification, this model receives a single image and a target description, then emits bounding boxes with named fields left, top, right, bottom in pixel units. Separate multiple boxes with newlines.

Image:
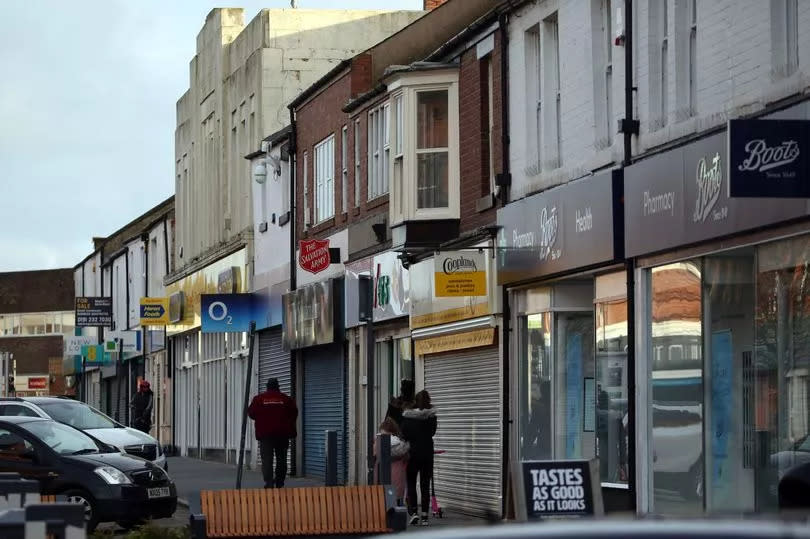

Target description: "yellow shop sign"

left=434, top=252, right=487, bottom=297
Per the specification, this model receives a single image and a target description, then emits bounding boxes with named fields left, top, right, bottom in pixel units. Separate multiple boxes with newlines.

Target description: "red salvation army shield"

left=299, top=239, right=331, bottom=274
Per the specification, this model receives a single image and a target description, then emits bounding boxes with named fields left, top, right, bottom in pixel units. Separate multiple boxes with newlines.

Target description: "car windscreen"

left=37, top=402, right=118, bottom=430
left=19, top=421, right=101, bottom=455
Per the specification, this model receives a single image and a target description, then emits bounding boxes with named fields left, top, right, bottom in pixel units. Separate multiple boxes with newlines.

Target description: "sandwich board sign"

left=516, top=459, right=603, bottom=520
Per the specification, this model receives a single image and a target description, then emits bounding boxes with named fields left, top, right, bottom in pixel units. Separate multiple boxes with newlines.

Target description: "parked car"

left=0, top=397, right=167, bottom=471
left=771, top=434, right=810, bottom=477
left=0, top=416, right=177, bottom=531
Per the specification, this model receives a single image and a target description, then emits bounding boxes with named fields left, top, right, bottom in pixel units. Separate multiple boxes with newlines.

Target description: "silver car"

left=0, top=396, right=167, bottom=471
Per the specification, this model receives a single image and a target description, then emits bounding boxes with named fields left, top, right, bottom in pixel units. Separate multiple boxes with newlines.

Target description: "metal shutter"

left=424, top=346, right=501, bottom=517
left=258, top=329, right=291, bottom=394
left=257, top=329, right=292, bottom=469
left=303, top=345, right=346, bottom=483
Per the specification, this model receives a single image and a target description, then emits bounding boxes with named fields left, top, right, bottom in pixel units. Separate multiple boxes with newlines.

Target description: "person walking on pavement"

left=248, top=378, right=298, bottom=488
left=385, top=379, right=415, bottom=426
left=130, top=380, right=154, bottom=434
left=374, top=417, right=410, bottom=505
left=400, top=390, right=437, bottom=526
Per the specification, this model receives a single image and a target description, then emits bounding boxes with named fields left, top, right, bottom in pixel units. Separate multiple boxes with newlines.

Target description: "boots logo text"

left=693, top=152, right=725, bottom=223
left=738, top=139, right=800, bottom=175
left=539, top=206, right=559, bottom=261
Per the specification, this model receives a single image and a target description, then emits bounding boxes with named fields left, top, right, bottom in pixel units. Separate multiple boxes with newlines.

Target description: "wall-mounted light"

left=254, top=162, right=268, bottom=184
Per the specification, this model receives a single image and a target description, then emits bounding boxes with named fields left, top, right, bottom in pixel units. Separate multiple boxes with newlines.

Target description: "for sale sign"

left=520, top=460, right=602, bottom=519
left=299, top=239, right=331, bottom=274
left=75, top=297, right=112, bottom=328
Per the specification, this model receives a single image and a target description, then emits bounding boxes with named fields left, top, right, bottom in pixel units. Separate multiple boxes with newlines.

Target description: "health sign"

left=140, top=297, right=169, bottom=326
left=75, top=297, right=112, bottom=328
left=521, top=460, right=602, bottom=519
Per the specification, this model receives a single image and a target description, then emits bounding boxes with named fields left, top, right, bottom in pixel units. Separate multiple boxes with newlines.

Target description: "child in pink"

left=374, top=418, right=410, bottom=504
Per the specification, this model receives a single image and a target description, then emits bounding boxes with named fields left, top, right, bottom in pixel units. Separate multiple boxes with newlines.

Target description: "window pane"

left=596, top=299, right=629, bottom=485
left=650, top=261, right=703, bottom=514
left=417, top=90, right=448, bottom=149
left=416, top=152, right=449, bottom=209
left=521, top=313, right=553, bottom=460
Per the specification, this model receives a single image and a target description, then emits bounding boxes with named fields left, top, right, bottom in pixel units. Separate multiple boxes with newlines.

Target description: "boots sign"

left=728, top=119, right=810, bottom=198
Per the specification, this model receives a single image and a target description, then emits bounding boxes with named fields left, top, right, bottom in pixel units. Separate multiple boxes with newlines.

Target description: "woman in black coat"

left=400, top=390, right=437, bottom=526
left=385, top=379, right=415, bottom=426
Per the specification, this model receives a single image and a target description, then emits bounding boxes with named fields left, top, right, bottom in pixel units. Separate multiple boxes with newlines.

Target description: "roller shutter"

left=302, top=345, right=346, bottom=483
left=257, top=329, right=290, bottom=394
left=423, top=346, right=501, bottom=517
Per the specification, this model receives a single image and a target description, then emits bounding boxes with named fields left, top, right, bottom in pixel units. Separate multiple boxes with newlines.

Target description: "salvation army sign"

left=520, top=460, right=602, bottom=519
left=299, top=239, right=330, bottom=274
left=728, top=119, right=810, bottom=198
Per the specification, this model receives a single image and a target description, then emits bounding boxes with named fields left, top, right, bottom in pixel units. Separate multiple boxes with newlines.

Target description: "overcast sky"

left=0, top=0, right=421, bottom=272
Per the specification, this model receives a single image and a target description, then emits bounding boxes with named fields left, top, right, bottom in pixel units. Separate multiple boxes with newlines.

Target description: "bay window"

left=385, top=67, right=459, bottom=227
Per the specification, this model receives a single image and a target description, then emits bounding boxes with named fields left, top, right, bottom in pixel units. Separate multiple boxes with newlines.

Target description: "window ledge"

left=365, top=194, right=389, bottom=212
left=353, top=207, right=361, bottom=216
left=308, top=217, right=336, bottom=236
left=476, top=194, right=495, bottom=213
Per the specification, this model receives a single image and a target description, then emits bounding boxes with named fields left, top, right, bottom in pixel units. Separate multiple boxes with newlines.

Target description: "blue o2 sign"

left=201, top=293, right=270, bottom=333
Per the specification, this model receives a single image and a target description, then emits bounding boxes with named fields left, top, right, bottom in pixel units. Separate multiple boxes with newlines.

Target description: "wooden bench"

left=190, top=484, right=406, bottom=538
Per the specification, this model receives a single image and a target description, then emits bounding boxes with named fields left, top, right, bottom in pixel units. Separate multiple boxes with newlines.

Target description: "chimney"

left=424, top=0, right=449, bottom=10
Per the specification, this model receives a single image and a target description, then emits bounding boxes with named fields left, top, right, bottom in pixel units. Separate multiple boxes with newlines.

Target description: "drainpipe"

left=288, top=108, right=298, bottom=477
left=621, top=0, right=638, bottom=512
left=497, top=11, right=511, bottom=206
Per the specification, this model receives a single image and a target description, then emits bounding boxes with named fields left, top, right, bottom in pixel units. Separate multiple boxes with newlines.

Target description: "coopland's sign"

left=434, top=252, right=487, bottom=297
left=728, top=119, right=810, bottom=198
left=498, top=170, right=622, bottom=284
left=625, top=126, right=810, bottom=258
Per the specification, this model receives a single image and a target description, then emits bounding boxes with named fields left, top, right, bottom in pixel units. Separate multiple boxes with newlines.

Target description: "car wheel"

left=63, top=489, right=98, bottom=532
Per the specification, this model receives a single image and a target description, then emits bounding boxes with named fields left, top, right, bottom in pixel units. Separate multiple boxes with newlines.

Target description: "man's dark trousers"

left=259, top=436, right=289, bottom=488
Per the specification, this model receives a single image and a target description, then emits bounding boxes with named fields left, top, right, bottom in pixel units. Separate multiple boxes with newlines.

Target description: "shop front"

left=409, top=244, right=502, bottom=518
left=283, top=278, right=346, bottom=483
left=165, top=248, right=251, bottom=460
left=626, top=105, right=810, bottom=515
left=498, top=169, right=631, bottom=512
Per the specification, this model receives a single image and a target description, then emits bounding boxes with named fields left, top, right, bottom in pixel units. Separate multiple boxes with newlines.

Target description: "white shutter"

left=423, top=346, right=501, bottom=517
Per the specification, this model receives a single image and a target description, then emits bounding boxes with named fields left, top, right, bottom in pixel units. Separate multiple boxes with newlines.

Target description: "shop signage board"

left=81, top=344, right=112, bottom=366
left=75, top=297, right=112, bottom=328
left=200, top=293, right=271, bottom=333
left=139, top=297, right=169, bottom=326
left=282, top=278, right=344, bottom=350
left=519, top=459, right=602, bottom=520
left=64, top=336, right=97, bottom=358
left=625, top=130, right=810, bottom=258
left=27, top=377, right=48, bottom=390
left=413, top=327, right=495, bottom=356
left=728, top=119, right=810, bottom=198
left=372, top=251, right=409, bottom=322
left=104, top=329, right=142, bottom=359
left=434, top=252, right=487, bottom=297
left=497, top=170, right=622, bottom=285
left=299, top=239, right=331, bottom=274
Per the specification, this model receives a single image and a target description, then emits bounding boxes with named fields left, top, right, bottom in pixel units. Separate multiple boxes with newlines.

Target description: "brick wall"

left=49, top=357, right=65, bottom=395
left=0, top=269, right=74, bottom=314
left=458, top=32, right=503, bottom=234
left=1, top=336, right=62, bottom=375
left=295, top=71, right=391, bottom=247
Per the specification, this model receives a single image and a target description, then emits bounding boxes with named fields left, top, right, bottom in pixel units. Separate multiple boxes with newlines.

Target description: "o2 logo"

left=208, top=301, right=233, bottom=326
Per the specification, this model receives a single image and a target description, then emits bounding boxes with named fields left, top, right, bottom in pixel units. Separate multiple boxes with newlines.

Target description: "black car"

left=0, top=416, right=177, bottom=531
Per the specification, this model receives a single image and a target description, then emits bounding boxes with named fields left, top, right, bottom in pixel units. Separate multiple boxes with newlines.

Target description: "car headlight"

left=94, top=466, right=131, bottom=485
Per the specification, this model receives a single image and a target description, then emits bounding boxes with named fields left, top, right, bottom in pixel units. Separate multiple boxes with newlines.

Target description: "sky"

left=0, top=0, right=422, bottom=272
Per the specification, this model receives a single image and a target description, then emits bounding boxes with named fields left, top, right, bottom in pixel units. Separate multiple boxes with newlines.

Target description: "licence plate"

left=147, top=487, right=171, bottom=499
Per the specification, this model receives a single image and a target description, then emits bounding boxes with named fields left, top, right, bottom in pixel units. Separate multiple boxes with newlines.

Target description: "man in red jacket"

left=248, top=378, right=298, bottom=488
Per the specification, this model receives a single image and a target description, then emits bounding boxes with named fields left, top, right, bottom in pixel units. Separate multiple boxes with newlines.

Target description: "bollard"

left=377, top=434, right=391, bottom=485
left=325, top=430, right=338, bottom=486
